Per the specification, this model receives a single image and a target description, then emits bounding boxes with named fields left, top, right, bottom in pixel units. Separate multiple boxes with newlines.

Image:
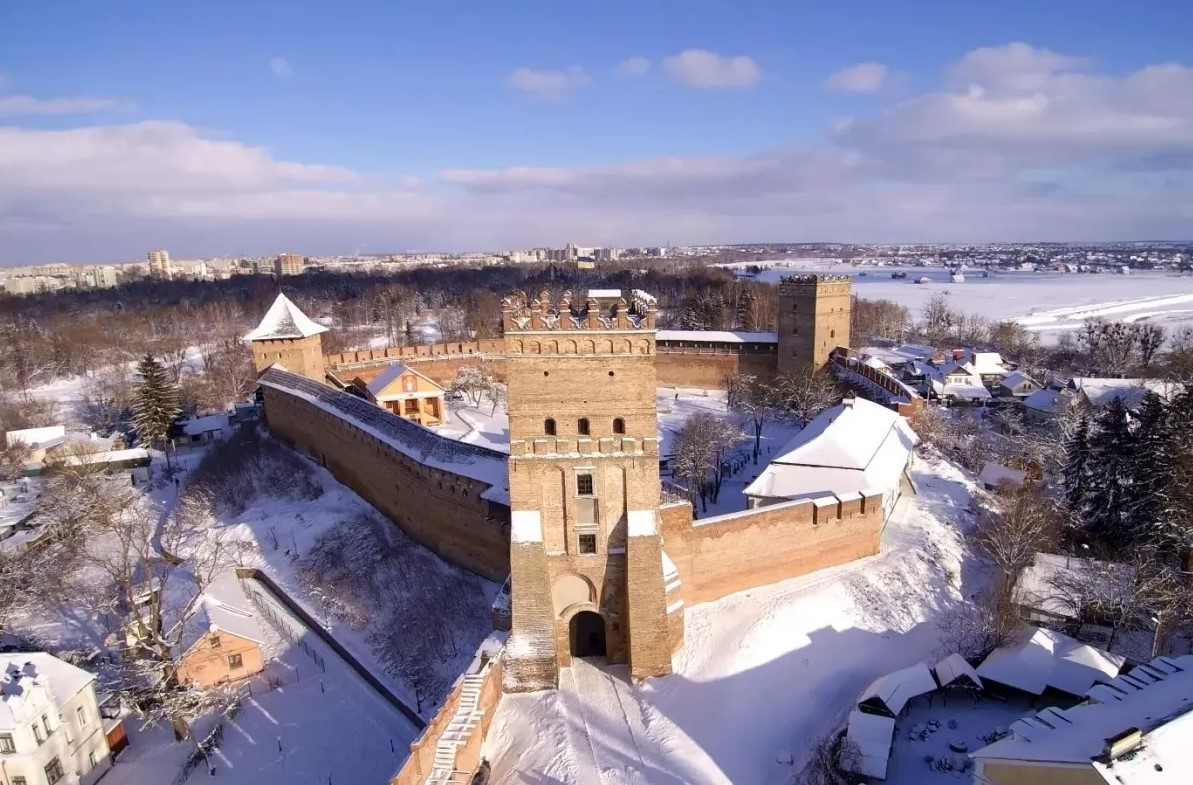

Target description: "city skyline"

left=2, top=0, right=1192, bottom=264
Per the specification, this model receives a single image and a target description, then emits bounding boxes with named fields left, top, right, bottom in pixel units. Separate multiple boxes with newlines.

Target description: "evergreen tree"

left=1127, top=392, right=1180, bottom=553
left=132, top=353, right=180, bottom=447
left=1083, top=398, right=1135, bottom=548
left=1063, top=414, right=1093, bottom=519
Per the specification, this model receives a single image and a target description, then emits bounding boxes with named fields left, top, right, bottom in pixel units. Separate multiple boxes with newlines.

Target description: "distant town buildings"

left=274, top=253, right=305, bottom=277
left=146, top=249, right=172, bottom=279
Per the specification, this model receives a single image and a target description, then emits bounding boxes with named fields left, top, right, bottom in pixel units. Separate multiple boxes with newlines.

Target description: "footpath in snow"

left=484, top=454, right=987, bottom=785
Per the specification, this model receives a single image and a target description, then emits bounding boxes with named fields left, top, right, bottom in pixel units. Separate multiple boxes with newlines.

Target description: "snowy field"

left=483, top=453, right=988, bottom=785
left=740, top=261, right=1193, bottom=342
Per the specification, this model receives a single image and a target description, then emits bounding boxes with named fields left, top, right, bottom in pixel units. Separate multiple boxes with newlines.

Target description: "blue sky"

left=2, top=1, right=1192, bottom=262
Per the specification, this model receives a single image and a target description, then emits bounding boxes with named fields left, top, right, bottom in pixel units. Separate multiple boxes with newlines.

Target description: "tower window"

left=578, top=418, right=590, bottom=436
left=613, top=418, right=625, bottom=434
left=578, top=534, right=597, bottom=554
left=544, top=418, right=556, bottom=436
left=577, top=473, right=594, bottom=496
left=830, top=329, right=836, bottom=339
left=792, top=326, right=799, bottom=335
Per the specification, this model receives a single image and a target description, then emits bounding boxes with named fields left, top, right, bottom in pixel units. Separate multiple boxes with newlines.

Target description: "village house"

left=996, top=370, right=1041, bottom=399
left=0, top=652, right=113, bottom=785
left=1023, top=376, right=1176, bottom=423
left=176, top=573, right=269, bottom=688
left=354, top=363, right=447, bottom=426
left=743, top=395, right=918, bottom=522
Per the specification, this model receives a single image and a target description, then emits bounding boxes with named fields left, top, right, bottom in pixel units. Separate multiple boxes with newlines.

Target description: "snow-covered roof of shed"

left=976, top=627, right=1125, bottom=697
left=845, top=710, right=895, bottom=779
left=933, top=653, right=983, bottom=689
left=1068, top=377, right=1176, bottom=408
left=5, top=425, right=66, bottom=449
left=1023, top=386, right=1065, bottom=413
left=999, top=371, right=1038, bottom=389
left=857, top=662, right=937, bottom=717
left=655, top=330, right=779, bottom=344
left=244, top=293, right=329, bottom=341
left=586, top=289, right=623, bottom=299
left=257, top=367, right=509, bottom=504
left=193, top=572, right=269, bottom=647
left=975, top=656, right=1193, bottom=773
left=1013, top=553, right=1136, bottom=622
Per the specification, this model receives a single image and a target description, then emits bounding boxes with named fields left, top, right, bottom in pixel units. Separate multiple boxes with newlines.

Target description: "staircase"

left=425, top=672, right=489, bottom=784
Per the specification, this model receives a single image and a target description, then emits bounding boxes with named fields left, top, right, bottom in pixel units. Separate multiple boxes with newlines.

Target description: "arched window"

left=544, top=418, right=557, bottom=436
left=578, top=418, right=590, bottom=436
left=613, top=418, right=625, bottom=434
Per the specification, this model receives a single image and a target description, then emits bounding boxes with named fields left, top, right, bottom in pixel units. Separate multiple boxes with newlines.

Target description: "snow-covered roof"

left=1013, top=553, right=1136, bottom=622
left=363, top=363, right=443, bottom=397
left=1, top=652, right=97, bottom=726
left=845, top=710, right=896, bottom=779
left=933, top=653, right=983, bottom=689
left=744, top=396, right=917, bottom=502
left=244, top=293, right=329, bottom=341
left=861, top=356, right=890, bottom=371
left=976, top=627, right=1125, bottom=696
left=1023, top=386, right=1066, bottom=413
left=999, top=371, right=1038, bottom=390
left=978, top=462, right=1027, bottom=489
left=57, top=448, right=150, bottom=467
left=655, top=330, right=779, bottom=344
left=960, top=351, right=1010, bottom=376
left=1068, top=377, right=1176, bottom=408
left=257, top=367, right=509, bottom=504
left=939, top=381, right=992, bottom=400
left=586, top=289, right=623, bottom=299
left=193, top=572, right=268, bottom=647
left=182, top=414, right=228, bottom=436
left=857, top=661, right=938, bottom=717
left=5, top=425, right=66, bottom=449
left=974, top=654, right=1193, bottom=773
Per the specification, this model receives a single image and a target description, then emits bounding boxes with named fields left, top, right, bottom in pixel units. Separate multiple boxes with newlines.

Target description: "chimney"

left=1103, top=728, right=1143, bottom=760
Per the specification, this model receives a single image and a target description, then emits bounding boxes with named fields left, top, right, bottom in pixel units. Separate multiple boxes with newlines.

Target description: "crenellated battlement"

left=501, top=289, right=657, bottom=332
left=778, top=274, right=853, bottom=295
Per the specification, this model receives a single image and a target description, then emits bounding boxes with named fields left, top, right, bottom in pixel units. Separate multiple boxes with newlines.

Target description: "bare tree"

left=935, top=589, right=1021, bottom=660
left=797, top=733, right=863, bottom=785
left=772, top=366, right=841, bottom=429
left=672, top=413, right=745, bottom=512
left=727, top=374, right=779, bottom=464
left=1133, top=323, right=1165, bottom=369
left=450, top=364, right=495, bottom=408
left=972, top=487, right=1061, bottom=596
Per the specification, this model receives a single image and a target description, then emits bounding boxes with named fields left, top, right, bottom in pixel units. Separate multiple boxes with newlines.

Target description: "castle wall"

left=659, top=492, right=884, bottom=605
left=328, top=338, right=780, bottom=390
left=259, top=383, right=511, bottom=581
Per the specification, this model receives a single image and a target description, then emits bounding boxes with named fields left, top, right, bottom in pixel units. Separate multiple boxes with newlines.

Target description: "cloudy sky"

left=2, top=0, right=1192, bottom=264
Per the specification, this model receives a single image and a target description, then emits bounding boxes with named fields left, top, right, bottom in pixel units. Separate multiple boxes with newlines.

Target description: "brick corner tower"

left=776, top=275, right=852, bottom=376
left=244, top=292, right=328, bottom=383
left=501, top=289, right=676, bottom=692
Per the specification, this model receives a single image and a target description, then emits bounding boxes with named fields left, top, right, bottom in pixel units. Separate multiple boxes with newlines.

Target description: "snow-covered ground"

left=742, top=261, right=1193, bottom=343
left=483, top=453, right=988, bottom=785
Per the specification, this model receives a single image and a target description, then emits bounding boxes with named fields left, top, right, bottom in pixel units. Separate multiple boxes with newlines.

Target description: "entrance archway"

left=569, top=611, right=606, bottom=658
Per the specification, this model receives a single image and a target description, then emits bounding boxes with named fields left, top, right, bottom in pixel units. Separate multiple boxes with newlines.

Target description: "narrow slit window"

left=613, top=418, right=625, bottom=434
left=544, top=418, right=556, bottom=436
left=578, top=418, right=590, bottom=436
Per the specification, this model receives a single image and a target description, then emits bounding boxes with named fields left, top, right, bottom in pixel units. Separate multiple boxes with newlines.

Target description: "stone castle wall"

left=326, top=337, right=781, bottom=390
left=659, top=491, right=884, bottom=605
left=258, top=374, right=511, bottom=581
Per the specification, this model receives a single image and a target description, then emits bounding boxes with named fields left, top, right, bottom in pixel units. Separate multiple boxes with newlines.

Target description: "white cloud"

left=0, top=94, right=126, bottom=117
left=825, top=62, right=893, bottom=94
left=505, top=66, right=591, bottom=100
left=3, top=43, right=1193, bottom=263
left=662, top=49, right=760, bottom=89
left=617, top=56, right=651, bottom=77
left=269, top=57, right=294, bottom=79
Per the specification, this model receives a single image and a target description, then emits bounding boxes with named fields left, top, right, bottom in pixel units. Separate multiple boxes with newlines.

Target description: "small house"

left=354, top=364, right=446, bottom=427
left=176, top=573, right=269, bottom=688
left=978, top=462, right=1028, bottom=492
left=997, top=371, right=1040, bottom=399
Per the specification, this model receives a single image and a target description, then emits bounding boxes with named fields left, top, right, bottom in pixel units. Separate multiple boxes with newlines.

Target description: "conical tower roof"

left=243, top=293, right=328, bottom=341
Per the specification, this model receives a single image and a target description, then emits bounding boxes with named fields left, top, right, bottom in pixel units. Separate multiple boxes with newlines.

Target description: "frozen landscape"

left=742, top=262, right=1193, bottom=342
left=483, top=453, right=986, bottom=785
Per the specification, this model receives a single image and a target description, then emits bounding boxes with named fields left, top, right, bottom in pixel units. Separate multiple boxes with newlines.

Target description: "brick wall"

left=261, top=387, right=511, bottom=580
left=390, top=655, right=504, bottom=785
left=655, top=345, right=779, bottom=388
left=659, top=492, right=884, bottom=605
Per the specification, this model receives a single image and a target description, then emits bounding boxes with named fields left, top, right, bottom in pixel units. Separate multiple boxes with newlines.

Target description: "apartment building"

left=146, top=249, right=172, bottom=279
left=274, top=253, right=305, bottom=277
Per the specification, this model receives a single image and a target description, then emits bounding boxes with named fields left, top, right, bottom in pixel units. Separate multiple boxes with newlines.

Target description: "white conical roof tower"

left=243, top=293, right=329, bottom=341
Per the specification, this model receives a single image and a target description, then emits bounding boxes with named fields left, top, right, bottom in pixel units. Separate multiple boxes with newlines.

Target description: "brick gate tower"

left=244, top=293, right=328, bottom=382
left=776, top=275, right=852, bottom=376
left=500, top=290, right=675, bottom=692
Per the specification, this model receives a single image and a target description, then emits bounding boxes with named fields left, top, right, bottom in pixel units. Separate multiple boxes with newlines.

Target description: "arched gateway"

left=569, top=611, right=606, bottom=658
